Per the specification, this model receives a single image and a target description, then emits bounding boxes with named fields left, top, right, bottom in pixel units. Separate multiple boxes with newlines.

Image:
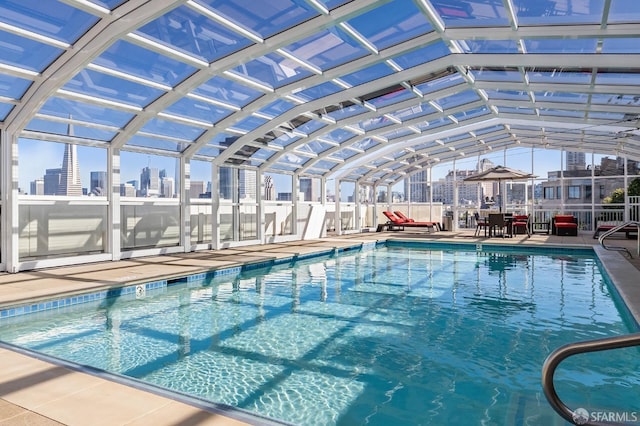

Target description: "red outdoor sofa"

left=551, top=215, right=578, bottom=236
left=378, top=211, right=440, bottom=232
left=592, top=220, right=638, bottom=239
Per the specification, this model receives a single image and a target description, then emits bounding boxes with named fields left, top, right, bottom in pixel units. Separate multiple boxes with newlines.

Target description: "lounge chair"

left=380, top=211, right=438, bottom=232
left=393, top=211, right=440, bottom=231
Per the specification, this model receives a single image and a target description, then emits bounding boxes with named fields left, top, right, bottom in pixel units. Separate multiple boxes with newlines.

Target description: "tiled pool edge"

left=0, top=241, right=380, bottom=320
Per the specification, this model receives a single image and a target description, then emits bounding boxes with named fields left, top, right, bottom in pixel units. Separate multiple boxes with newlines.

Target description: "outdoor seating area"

left=552, top=215, right=579, bottom=236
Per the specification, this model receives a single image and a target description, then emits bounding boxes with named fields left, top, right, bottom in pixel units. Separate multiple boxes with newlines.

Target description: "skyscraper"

left=264, top=175, right=275, bottom=200
left=140, top=167, right=160, bottom=197
left=43, top=168, right=62, bottom=195
left=57, top=143, right=82, bottom=196
left=90, top=171, right=107, bottom=196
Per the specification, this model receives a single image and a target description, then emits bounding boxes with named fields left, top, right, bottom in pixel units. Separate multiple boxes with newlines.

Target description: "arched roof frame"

left=3, top=0, right=640, bottom=186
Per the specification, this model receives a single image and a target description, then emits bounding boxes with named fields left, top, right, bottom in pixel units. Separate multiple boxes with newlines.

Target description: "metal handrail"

left=598, top=221, right=640, bottom=258
left=542, top=333, right=640, bottom=425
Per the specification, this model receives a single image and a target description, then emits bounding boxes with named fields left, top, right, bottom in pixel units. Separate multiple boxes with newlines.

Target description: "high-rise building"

left=264, top=175, right=275, bottom=200
left=566, top=151, right=586, bottom=171
left=140, top=167, right=160, bottom=197
left=190, top=180, right=205, bottom=199
left=90, top=171, right=107, bottom=196
left=120, top=183, right=136, bottom=197
left=299, top=177, right=318, bottom=202
left=161, top=176, right=174, bottom=198
left=30, top=178, right=44, bottom=195
left=43, top=168, right=62, bottom=195
left=239, top=169, right=256, bottom=200
left=57, top=143, right=83, bottom=196
left=404, top=170, right=429, bottom=202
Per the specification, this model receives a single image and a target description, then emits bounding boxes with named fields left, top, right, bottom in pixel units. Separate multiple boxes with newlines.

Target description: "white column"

left=1, top=131, right=19, bottom=272
left=180, top=157, right=191, bottom=252
left=354, top=180, right=361, bottom=231
left=256, top=169, right=264, bottom=243
left=211, top=164, right=220, bottom=249
left=108, top=147, right=121, bottom=261
left=335, top=179, right=341, bottom=235
left=292, top=173, right=299, bottom=236
left=453, top=159, right=458, bottom=230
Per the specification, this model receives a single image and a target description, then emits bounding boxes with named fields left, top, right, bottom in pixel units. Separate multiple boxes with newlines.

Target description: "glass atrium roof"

left=4, top=0, right=640, bottom=186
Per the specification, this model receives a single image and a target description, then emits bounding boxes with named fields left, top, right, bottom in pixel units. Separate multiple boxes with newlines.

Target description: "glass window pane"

left=434, top=0, right=509, bottom=27
left=164, top=97, right=233, bottom=125
left=282, top=26, right=368, bottom=71
left=136, top=5, right=252, bottom=62
left=38, top=97, right=135, bottom=128
left=199, top=0, right=318, bottom=38
left=0, top=0, right=98, bottom=43
left=94, top=40, right=197, bottom=87
left=140, top=118, right=205, bottom=141
left=347, top=0, right=432, bottom=50
left=64, top=69, right=165, bottom=107
left=515, top=0, right=605, bottom=25
left=0, top=30, right=63, bottom=72
left=230, top=52, right=313, bottom=89
left=0, top=72, right=32, bottom=99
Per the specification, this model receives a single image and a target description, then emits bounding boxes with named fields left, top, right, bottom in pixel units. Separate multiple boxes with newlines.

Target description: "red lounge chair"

left=384, top=211, right=438, bottom=231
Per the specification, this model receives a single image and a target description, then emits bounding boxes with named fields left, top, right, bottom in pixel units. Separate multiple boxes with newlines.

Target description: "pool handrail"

left=542, top=332, right=640, bottom=425
left=598, top=220, right=640, bottom=258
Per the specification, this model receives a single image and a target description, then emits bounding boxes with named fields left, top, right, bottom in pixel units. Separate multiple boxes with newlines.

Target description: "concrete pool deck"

left=0, top=230, right=638, bottom=425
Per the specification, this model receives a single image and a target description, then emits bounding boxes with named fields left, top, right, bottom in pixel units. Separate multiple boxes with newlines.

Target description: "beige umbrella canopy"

left=464, top=165, right=537, bottom=212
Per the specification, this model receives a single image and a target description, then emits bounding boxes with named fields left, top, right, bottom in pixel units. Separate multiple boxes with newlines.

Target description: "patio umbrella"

left=463, top=165, right=537, bottom=212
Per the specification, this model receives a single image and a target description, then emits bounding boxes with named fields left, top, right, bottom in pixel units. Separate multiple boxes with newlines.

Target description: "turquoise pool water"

left=1, top=243, right=639, bottom=425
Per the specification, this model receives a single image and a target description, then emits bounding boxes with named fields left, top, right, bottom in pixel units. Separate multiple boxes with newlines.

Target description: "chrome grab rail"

left=598, top=221, right=640, bottom=258
left=542, top=333, right=640, bottom=425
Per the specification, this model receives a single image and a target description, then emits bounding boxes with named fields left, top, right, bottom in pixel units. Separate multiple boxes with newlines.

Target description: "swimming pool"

left=1, top=242, right=638, bottom=425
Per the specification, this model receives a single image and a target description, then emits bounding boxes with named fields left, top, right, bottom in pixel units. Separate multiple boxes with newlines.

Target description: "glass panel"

left=270, top=162, right=302, bottom=172
left=199, top=0, right=318, bottom=38
left=414, top=72, right=465, bottom=93
left=120, top=151, right=180, bottom=198
left=331, top=148, right=358, bottom=160
left=164, top=97, right=233, bottom=125
left=596, top=72, right=640, bottom=85
left=458, top=39, right=519, bottom=53
left=19, top=204, right=107, bottom=259
left=452, top=106, right=491, bottom=122
left=64, top=69, right=165, bottom=107
left=282, top=26, right=368, bottom=71
left=38, top=97, right=135, bottom=128
left=190, top=160, right=211, bottom=198
left=391, top=42, right=451, bottom=69
left=347, top=0, right=432, bottom=50
left=473, top=69, right=523, bottom=82
left=230, top=115, right=268, bottom=132
left=25, top=118, right=117, bottom=142
left=88, top=0, right=126, bottom=9
left=258, top=99, right=295, bottom=117
left=394, top=102, right=437, bottom=120
left=193, top=76, right=263, bottom=108
left=314, top=159, right=339, bottom=170
left=360, top=116, right=394, bottom=132
left=121, top=204, right=180, bottom=248
left=321, top=128, right=356, bottom=144
left=591, top=93, right=640, bottom=106
left=18, top=139, right=106, bottom=197
left=0, top=30, right=63, bottom=72
left=136, top=5, right=252, bottom=62
left=515, top=0, right=605, bottom=25
left=94, top=40, right=197, bottom=87
left=486, top=90, right=530, bottom=101
left=239, top=168, right=257, bottom=202
left=340, top=63, right=395, bottom=87
left=0, top=72, right=32, bottom=99
left=435, top=90, right=481, bottom=110
left=126, top=135, right=188, bottom=152
left=433, top=0, right=509, bottom=27
left=293, top=81, right=342, bottom=102
left=0, top=0, right=98, bottom=43
left=239, top=204, right=257, bottom=240
left=496, top=106, right=536, bottom=115
left=219, top=166, right=234, bottom=202
left=366, top=87, right=415, bottom=109
left=608, top=0, right=640, bottom=22
left=298, top=140, right=334, bottom=155
left=528, top=70, right=592, bottom=84
left=524, top=38, right=598, bottom=53
left=534, top=91, right=588, bottom=104
left=0, top=103, right=13, bottom=120
left=350, top=138, right=379, bottom=151
left=141, top=118, right=205, bottom=141
left=230, top=52, right=313, bottom=89
left=263, top=172, right=291, bottom=200
left=299, top=177, right=321, bottom=202
left=324, top=102, right=367, bottom=120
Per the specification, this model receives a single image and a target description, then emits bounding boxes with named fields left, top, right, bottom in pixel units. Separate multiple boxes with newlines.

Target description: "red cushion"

left=555, top=215, right=575, bottom=223
left=555, top=223, right=577, bottom=228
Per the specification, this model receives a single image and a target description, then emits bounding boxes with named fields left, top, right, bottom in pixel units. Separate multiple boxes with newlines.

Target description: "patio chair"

left=474, top=212, right=490, bottom=236
left=512, top=214, right=531, bottom=237
left=552, top=215, right=578, bottom=236
left=488, top=213, right=508, bottom=238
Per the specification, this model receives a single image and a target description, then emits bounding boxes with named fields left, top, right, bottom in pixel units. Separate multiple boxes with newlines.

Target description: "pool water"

left=1, top=245, right=639, bottom=425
